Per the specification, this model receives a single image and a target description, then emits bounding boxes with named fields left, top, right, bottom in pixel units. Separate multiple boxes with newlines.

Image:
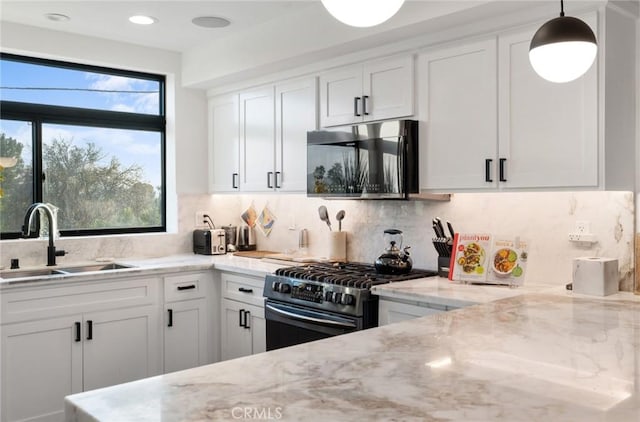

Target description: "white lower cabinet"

left=378, top=298, right=452, bottom=326
left=163, top=272, right=212, bottom=373
left=0, top=277, right=161, bottom=422
left=219, top=272, right=266, bottom=361
left=221, top=299, right=265, bottom=360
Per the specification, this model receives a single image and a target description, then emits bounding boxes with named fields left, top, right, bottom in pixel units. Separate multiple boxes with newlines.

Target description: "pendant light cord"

left=560, top=0, right=565, bottom=17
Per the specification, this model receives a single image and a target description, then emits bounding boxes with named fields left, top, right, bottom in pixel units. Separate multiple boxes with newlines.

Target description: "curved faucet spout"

left=22, top=203, right=65, bottom=266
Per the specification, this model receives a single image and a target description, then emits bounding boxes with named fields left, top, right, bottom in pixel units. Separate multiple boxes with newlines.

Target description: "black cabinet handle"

left=499, top=158, right=507, bottom=182
left=267, top=171, right=274, bottom=189
left=177, top=284, right=196, bottom=291
left=244, top=311, right=251, bottom=330
left=275, top=171, right=281, bottom=189
left=238, top=287, right=254, bottom=293
left=354, top=97, right=361, bottom=117
left=362, top=95, right=369, bottom=115
left=485, top=159, right=493, bottom=182
left=232, top=173, right=239, bottom=189
left=239, top=309, right=245, bottom=327
left=86, top=320, right=93, bottom=340
left=168, top=309, right=173, bottom=327
left=75, top=322, right=81, bottom=342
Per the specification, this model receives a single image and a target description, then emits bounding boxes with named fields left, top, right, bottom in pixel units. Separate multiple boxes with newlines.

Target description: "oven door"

left=265, top=300, right=362, bottom=351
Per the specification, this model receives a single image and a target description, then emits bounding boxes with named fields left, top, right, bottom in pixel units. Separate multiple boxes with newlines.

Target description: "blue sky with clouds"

left=0, top=58, right=162, bottom=188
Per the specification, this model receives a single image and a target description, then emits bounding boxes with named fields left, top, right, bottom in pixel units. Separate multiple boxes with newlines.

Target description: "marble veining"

left=66, top=293, right=640, bottom=422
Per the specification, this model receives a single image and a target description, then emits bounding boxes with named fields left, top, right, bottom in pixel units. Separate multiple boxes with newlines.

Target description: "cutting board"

left=232, top=250, right=279, bottom=259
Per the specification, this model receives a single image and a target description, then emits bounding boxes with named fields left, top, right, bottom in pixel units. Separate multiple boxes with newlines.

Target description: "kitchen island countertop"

left=65, top=291, right=640, bottom=421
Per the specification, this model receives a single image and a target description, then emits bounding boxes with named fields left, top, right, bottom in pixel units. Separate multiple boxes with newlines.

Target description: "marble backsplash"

left=1, top=191, right=635, bottom=292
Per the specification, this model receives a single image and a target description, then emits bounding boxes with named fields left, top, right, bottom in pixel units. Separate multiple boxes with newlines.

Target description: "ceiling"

left=0, top=1, right=316, bottom=53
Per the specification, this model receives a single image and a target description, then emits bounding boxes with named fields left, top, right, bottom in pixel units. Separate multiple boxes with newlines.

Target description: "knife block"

left=432, top=237, right=452, bottom=278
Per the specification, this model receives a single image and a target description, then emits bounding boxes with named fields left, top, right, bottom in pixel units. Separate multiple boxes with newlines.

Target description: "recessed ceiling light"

left=192, top=16, right=231, bottom=28
left=129, top=15, right=157, bottom=25
left=45, top=13, right=70, bottom=22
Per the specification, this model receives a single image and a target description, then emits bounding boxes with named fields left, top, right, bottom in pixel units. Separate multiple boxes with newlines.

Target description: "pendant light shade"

left=321, top=0, right=405, bottom=28
left=529, top=1, right=597, bottom=83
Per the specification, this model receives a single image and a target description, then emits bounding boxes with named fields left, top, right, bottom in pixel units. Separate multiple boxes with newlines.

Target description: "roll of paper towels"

left=572, top=257, right=618, bottom=296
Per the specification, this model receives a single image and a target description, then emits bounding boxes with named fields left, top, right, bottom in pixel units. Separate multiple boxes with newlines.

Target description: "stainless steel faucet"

left=22, top=203, right=66, bottom=266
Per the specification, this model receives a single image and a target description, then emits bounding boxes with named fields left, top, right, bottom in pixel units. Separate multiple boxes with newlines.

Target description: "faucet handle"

left=55, top=249, right=67, bottom=257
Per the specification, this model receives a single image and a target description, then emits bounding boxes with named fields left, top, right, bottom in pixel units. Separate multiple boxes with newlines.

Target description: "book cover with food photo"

left=485, top=236, right=529, bottom=285
left=448, top=233, right=492, bottom=283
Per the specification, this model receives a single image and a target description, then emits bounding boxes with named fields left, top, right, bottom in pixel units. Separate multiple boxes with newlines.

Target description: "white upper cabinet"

left=419, top=12, right=599, bottom=192
left=209, top=94, right=240, bottom=192
left=240, top=86, right=276, bottom=192
left=209, top=77, right=317, bottom=193
left=275, top=77, right=318, bottom=192
left=497, top=19, right=598, bottom=189
left=319, top=55, right=414, bottom=127
left=418, top=39, right=498, bottom=191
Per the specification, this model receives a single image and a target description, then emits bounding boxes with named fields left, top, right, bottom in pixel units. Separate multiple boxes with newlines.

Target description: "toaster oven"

left=193, top=229, right=226, bottom=255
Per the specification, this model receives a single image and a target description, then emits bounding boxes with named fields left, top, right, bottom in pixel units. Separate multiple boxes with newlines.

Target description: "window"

left=0, top=53, right=166, bottom=238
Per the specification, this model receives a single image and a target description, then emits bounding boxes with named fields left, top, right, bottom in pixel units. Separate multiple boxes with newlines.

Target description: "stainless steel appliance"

left=307, top=119, right=418, bottom=199
left=193, top=229, right=226, bottom=255
left=237, top=225, right=256, bottom=251
left=263, top=263, right=437, bottom=351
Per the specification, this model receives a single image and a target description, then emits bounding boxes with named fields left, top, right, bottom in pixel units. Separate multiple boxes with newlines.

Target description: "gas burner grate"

left=274, top=263, right=437, bottom=289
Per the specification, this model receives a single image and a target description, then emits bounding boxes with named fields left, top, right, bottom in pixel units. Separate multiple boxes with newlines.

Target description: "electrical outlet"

left=575, top=220, right=589, bottom=234
left=194, top=211, right=206, bottom=228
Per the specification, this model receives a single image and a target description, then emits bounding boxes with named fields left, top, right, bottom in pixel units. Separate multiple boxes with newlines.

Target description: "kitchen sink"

left=58, top=263, right=134, bottom=273
left=1, top=263, right=136, bottom=279
left=0, top=268, right=67, bottom=279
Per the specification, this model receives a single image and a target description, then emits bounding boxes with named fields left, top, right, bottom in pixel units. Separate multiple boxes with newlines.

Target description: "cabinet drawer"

left=164, top=273, right=208, bottom=302
left=221, top=272, right=264, bottom=307
left=1, top=277, right=160, bottom=324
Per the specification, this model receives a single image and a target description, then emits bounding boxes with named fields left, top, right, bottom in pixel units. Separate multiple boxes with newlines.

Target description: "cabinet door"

left=82, top=306, right=160, bottom=391
left=319, top=65, right=362, bottom=127
left=378, top=300, right=444, bottom=326
left=362, top=55, right=414, bottom=122
left=498, top=22, right=598, bottom=189
left=221, top=298, right=252, bottom=360
left=240, top=87, right=276, bottom=192
left=275, top=77, right=318, bottom=192
left=164, top=299, right=208, bottom=373
left=418, top=39, right=498, bottom=191
left=1, top=316, right=82, bottom=422
left=220, top=299, right=265, bottom=360
left=209, top=94, right=240, bottom=192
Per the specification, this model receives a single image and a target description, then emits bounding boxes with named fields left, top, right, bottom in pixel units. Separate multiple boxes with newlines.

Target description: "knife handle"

left=485, top=159, right=493, bottom=182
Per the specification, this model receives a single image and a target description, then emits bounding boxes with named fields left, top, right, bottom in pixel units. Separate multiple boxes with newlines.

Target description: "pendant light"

left=529, top=0, right=597, bottom=83
left=321, top=0, right=405, bottom=28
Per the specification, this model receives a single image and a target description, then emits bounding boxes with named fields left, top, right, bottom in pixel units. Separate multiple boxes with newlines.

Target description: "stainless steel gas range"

left=263, top=262, right=437, bottom=351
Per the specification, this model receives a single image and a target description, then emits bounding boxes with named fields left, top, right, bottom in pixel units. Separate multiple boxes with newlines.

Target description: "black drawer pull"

left=177, top=284, right=196, bottom=291
left=238, top=287, right=254, bottom=293
left=168, top=309, right=173, bottom=327
left=239, top=309, right=245, bottom=327
left=362, top=95, right=369, bottom=115
left=75, top=322, right=81, bottom=342
left=275, top=171, right=281, bottom=189
left=354, top=97, right=361, bottom=117
left=499, top=158, right=507, bottom=182
left=232, top=173, right=239, bottom=189
left=86, top=320, right=93, bottom=340
left=267, top=171, right=274, bottom=189
left=244, top=311, right=251, bottom=329
left=485, top=158, right=493, bottom=182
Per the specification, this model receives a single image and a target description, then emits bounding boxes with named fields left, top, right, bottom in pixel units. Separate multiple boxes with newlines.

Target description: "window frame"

left=0, top=53, right=167, bottom=239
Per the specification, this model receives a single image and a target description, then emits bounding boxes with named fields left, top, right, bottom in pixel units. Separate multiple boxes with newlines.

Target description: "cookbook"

left=449, top=233, right=529, bottom=285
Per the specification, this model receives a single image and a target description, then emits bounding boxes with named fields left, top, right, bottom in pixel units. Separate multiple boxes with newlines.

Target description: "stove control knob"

left=332, top=292, right=342, bottom=303
left=271, top=281, right=281, bottom=292
left=341, top=294, right=355, bottom=306
left=279, top=283, right=291, bottom=294
left=324, top=291, right=333, bottom=302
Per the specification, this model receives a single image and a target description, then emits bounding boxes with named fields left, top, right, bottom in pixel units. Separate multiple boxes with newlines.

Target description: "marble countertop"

left=65, top=292, right=640, bottom=422
left=0, top=253, right=287, bottom=288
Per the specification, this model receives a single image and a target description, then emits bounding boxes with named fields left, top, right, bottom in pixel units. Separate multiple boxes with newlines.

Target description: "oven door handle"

left=265, top=303, right=357, bottom=329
